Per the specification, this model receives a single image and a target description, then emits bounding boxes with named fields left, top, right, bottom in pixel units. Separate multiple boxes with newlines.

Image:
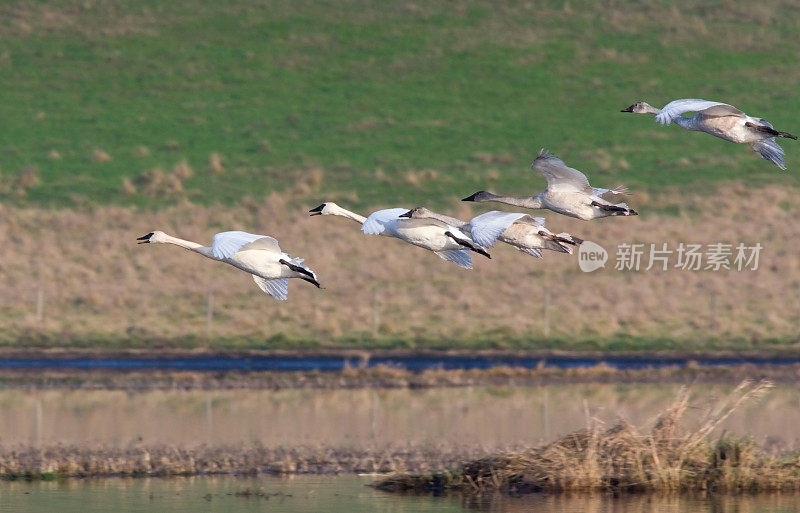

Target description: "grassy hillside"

left=1, top=0, right=800, bottom=208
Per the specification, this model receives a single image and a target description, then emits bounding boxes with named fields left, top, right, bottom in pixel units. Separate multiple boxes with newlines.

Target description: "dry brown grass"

left=1, top=183, right=800, bottom=347
left=0, top=443, right=476, bottom=479
left=376, top=380, right=797, bottom=494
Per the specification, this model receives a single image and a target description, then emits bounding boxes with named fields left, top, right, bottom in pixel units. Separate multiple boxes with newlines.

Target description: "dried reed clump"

left=375, top=381, right=796, bottom=495
left=47, top=149, right=61, bottom=160
left=172, top=160, right=193, bottom=180
left=134, top=146, right=150, bottom=157
left=403, top=169, right=439, bottom=189
left=207, top=153, right=224, bottom=174
left=6, top=165, right=41, bottom=196
left=132, top=167, right=185, bottom=197
left=91, top=149, right=111, bottom=163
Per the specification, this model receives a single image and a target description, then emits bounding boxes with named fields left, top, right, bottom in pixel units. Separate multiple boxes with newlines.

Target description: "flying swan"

left=309, top=202, right=489, bottom=269
left=400, top=207, right=582, bottom=258
left=136, top=230, right=320, bottom=300
left=463, top=150, right=637, bottom=220
left=622, top=99, right=797, bottom=169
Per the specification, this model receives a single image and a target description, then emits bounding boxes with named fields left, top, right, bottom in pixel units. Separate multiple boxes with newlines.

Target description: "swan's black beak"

left=309, top=204, right=324, bottom=216
left=136, top=233, right=153, bottom=244
left=621, top=105, right=634, bottom=113
left=399, top=210, right=413, bottom=218
left=462, top=192, right=479, bottom=202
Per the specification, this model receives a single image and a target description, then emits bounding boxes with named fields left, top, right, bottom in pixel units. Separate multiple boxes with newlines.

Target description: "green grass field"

left=2, top=0, right=800, bottom=209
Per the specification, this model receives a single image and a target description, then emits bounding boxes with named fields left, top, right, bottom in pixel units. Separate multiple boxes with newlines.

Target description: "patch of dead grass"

left=0, top=183, right=799, bottom=345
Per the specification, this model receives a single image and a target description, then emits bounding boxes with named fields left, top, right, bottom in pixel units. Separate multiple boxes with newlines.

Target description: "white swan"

left=462, top=150, right=637, bottom=220
left=309, top=202, right=489, bottom=269
left=136, top=230, right=320, bottom=300
left=401, top=207, right=582, bottom=258
left=622, top=99, right=797, bottom=169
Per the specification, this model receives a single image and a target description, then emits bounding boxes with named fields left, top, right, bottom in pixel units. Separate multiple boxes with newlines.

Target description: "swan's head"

left=136, top=230, right=167, bottom=244
left=621, top=101, right=655, bottom=114
left=462, top=191, right=495, bottom=202
left=399, top=207, right=434, bottom=219
left=309, top=202, right=340, bottom=216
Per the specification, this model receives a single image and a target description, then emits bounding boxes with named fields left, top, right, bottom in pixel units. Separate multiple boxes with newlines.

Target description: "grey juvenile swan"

left=622, top=99, right=797, bottom=169
left=463, top=150, right=637, bottom=220
left=136, top=230, right=320, bottom=300
left=309, top=202, right=489, bottom=269
left=401, top=207, right=581, bottom=258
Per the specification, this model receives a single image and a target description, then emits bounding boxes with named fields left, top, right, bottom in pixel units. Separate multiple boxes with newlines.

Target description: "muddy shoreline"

left=0, top=348, right=798, bottom=359
left=0, top=362, right=797, bottom=390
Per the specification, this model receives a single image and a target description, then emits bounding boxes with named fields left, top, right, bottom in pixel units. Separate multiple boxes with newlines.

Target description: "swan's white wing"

left=361, top=208, right=409, bottom=235
left=468, top=211, right=527, bottom=248
left=212, top=231, right=280, bottom=259
left=531, top=149, right=592, bottom=192
left=750, top=138, right=786, bottom=170
left=252, top=276, right=289, bottom=300
left=434, top=249, right=473, bottom=269
left=593, top=185, right=629, bottom=197
left=654, top=99, right=734, bottom=125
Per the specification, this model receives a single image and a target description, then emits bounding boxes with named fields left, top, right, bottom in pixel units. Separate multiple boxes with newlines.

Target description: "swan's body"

left=309, top=202, right=489, bottom=269
left=401, top=207, right=581, bottom=258
left=622, top=99, right=797, bottom=169
left=136, top=230, right=320, bottom=300
left=463, top=150, right=637, bottom=221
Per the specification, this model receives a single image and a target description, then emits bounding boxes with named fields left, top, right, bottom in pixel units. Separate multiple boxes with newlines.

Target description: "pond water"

left=0, top=384, right=798, bottom=451
left=2, top=475, right=799, bottom=513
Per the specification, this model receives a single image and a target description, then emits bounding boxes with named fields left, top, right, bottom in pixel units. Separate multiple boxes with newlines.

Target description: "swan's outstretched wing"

left=434, top=249, right=473, bottom=269
left=654, top=99, right=736, bottom=125
left=531, top=149, right=592, bottom=193
left=361, top=208, right=409, bottom=235
left=750, top=138, right=786, bottom=170
left=252, top=276, right=289, bottom=300
left=212, top=231, right=281, bottom=259
left=468, top=211, right=528, bottom=248
left=593, top=185, right=630, bottom=197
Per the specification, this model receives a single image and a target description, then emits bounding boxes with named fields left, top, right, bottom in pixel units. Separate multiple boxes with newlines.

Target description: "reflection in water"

left=0, top=384, right=798, bottom=452
left=2, top=475, right=799, bottom=513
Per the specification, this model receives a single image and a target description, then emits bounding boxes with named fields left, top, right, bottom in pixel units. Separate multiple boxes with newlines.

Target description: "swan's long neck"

left=483, top=193, right=543, bottom=209
left=329, top=206, right=368, bottom=224
left=160, top=234, right=214, bottom=258
left=642, top=103, right=661, bottom=115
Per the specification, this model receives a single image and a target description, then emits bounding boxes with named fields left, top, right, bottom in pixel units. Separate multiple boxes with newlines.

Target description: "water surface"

left=2, top=384, right=799, bottom=451
left=2, top=475, right=798, bottom=513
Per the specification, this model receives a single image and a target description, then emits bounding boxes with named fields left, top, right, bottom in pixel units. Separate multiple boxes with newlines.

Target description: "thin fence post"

left=36, top=285, right=43, bottom=323
left=543, top=287, right=551, bottom=338
left=206, top=291, right=214, bottom=338
left=710, top=291, right=718, bottom=332
left=371, top=288, right=380, bottom=337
